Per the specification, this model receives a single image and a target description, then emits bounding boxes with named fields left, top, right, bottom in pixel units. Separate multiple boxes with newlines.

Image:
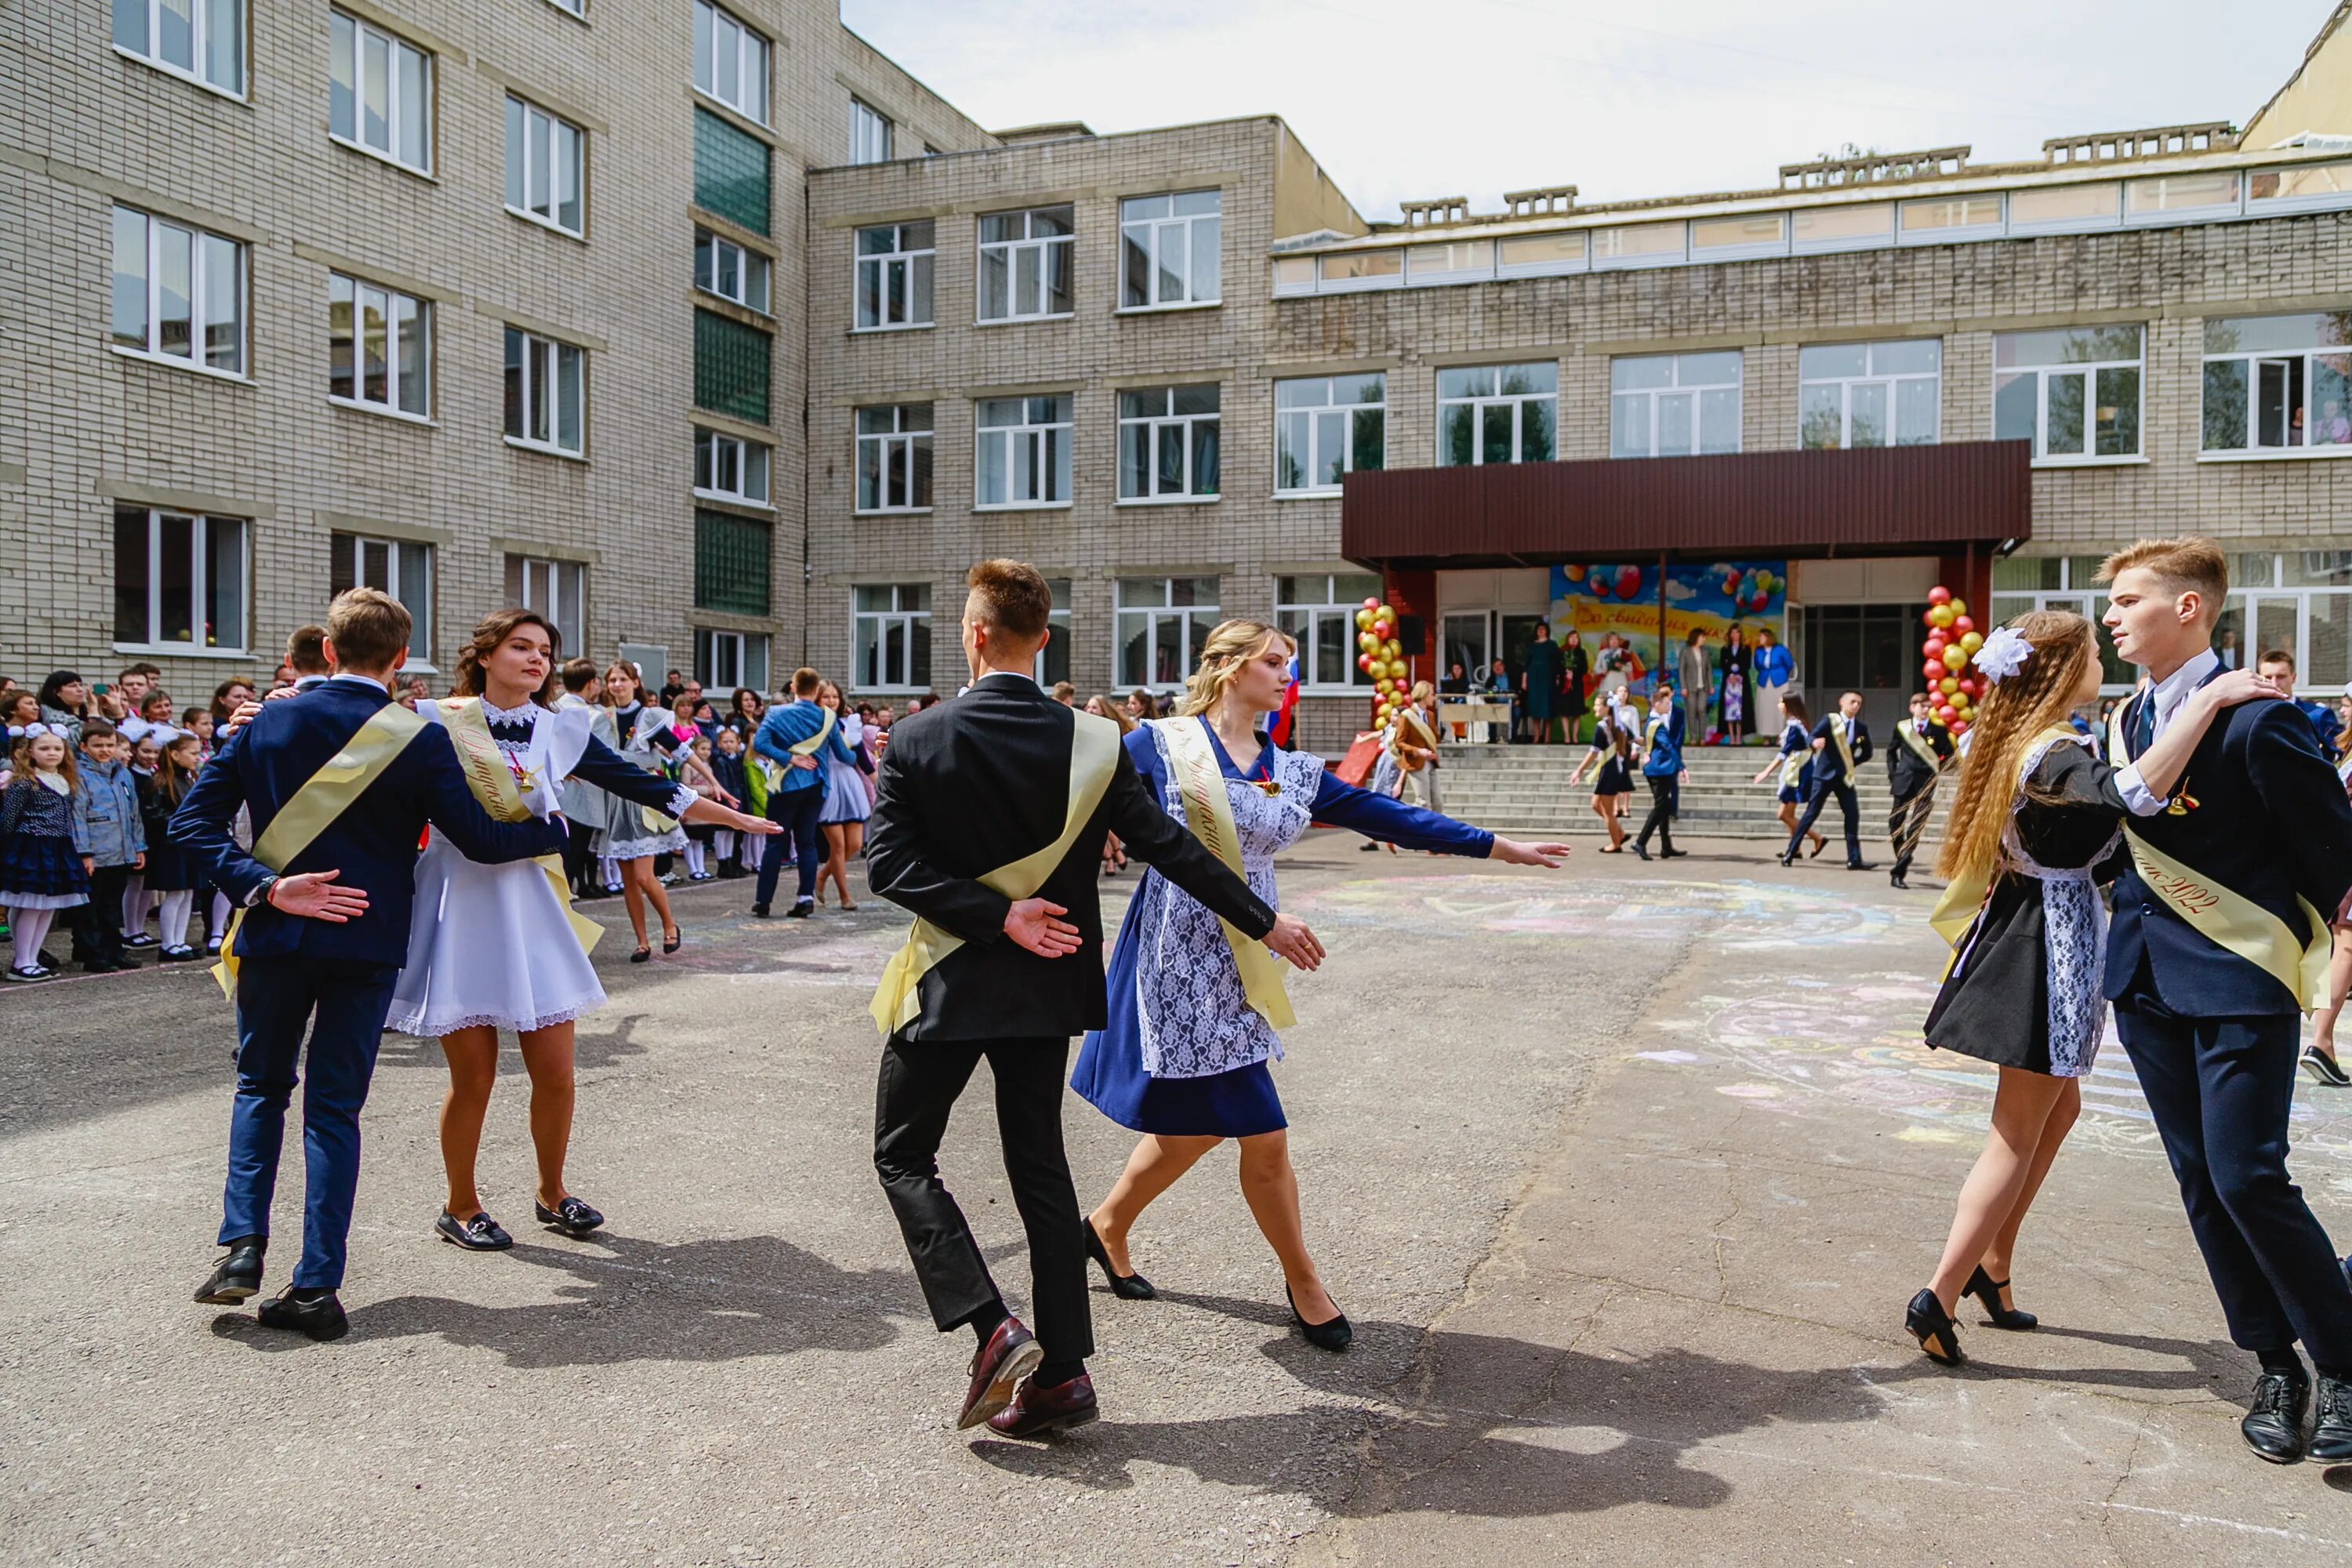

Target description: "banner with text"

left=1547, top=561, right=1788, bottom=701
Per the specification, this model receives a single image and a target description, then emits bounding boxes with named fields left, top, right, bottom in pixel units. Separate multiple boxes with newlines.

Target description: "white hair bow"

left=1973, top=626, right=2034, bottom=686
left=7, top=722, right=62, bottom=740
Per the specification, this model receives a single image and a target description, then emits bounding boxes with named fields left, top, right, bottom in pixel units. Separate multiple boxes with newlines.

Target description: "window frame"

left=504, top=96, right=586, bottom=237
left=694, top=229, right=771, bottom=314
left=849, top=97, right=893, bottom=165
left=503, top=327, right=586, bottom=458
left=1608, top=350, right=1744, bottom=459
left=691, top=0, right=770, bottom=125
left=1116, top=384, right=1221, bottom=503
left=1273, top=373, right=1387, bottom=496
left=506, top=554, right=586, bottom=655
left=850, top=583, right=932, bottom=692
left=693, top=426, right=772, bottom=507
left=328, top=272, right=432, bottom=422
left=1991, top=325, right=2146, bottom=466
left=1114, top=576, right=1221, bottom=691
left=1033, top=579, right=1073, bottom=687
left=695, top=628, right=769, bottom=692
left=1276, top=572, right=1385, bottom=693
left=975, top=205, right=1075, bottom=324
left=2198, top=312, right=2352, bottom=462
left=1119, top=191, right=1222, bottom=311
left=114, top=0, right=245, bottom=98
left=330, top=531, right=434, bottom=662
left=542, top=0, right=586, bottom=15
left=853, top=221, right=935, bottom=332
left=855, top=403, right=934, bottom=514
left=111, top=506, right=250, bottom=655
left=974, top=394, right=1073, bottom=510
left=1795, top=339, right=1942, bottom=451
left=1436, top=362, right=1559, bottom=466
left=328, top=9, right=432, bottom=176
left=109, top=205, right=246, bottom=379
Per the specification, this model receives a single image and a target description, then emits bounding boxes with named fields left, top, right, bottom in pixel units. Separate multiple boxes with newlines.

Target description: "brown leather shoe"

left=956, top=1316, right=1043, bottom=1430
left=986, top=1373, right=1098, bottom=1439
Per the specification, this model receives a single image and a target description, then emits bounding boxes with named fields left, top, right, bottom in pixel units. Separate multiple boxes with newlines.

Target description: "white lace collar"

left=478, top=695, right=543, bottom=726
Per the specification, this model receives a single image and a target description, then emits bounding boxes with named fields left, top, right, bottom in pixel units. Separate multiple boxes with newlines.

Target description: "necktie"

left=2132, top=694, right=2156, bottom=757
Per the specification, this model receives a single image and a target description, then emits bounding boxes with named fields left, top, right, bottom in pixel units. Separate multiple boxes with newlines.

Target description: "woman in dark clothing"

left=1522, top=623, right=1565, bottom=744
left=1558, top=630, right=1591, bottom=745
left=1715, top=625, right=1753, bottom=745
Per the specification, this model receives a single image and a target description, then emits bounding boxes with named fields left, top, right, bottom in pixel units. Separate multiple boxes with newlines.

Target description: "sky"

left=839, top=0, right=2335, bottom=223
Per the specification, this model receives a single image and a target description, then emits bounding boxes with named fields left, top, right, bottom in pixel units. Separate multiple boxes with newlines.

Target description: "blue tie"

left=2132, top=694, right=2155, bottom=757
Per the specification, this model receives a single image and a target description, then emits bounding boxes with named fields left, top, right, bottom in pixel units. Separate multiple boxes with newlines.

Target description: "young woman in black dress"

left=1905, top=610, right=2279, bottom=1366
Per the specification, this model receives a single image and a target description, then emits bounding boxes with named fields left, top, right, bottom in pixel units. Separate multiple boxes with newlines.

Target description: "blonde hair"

left=1410, top=680, right=1433, bottom=706
left=1936, top=609, right=2099, bottom=886
left=2095, top=535, right=2228, bottom=612
left=1174, top=619, right=1294, bottom=718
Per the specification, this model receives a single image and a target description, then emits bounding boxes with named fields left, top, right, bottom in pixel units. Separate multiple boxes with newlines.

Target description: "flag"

left=1269, top=651, right=1301, bottom=748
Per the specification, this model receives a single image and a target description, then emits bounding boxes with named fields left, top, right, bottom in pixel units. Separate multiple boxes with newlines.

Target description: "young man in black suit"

left=172, top=589, right=568, bottom=1340
left=2101, top=536, right=2352, bottom=1465
left=865, top=561, right=1323, bottom=1438
left=1885, top=691, right=1955, bottom=890
left=1782, top=689, right=1873, bottom=869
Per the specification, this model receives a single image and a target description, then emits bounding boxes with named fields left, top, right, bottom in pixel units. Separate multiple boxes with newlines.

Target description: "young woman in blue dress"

left=1069, top=619, right=1571, bottom=1349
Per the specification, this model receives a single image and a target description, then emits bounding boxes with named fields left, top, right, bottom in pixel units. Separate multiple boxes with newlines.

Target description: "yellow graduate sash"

left=1159, top=717, right=1298, bottom=1030
left=867, top=710, right=1122, bottom=1037
left=1389, top=707, right=1438, bottom=772
left=740, top=707, right=836, bottom=822
left=1928, top=724, right=2083, bottom=958
left=1778, top=746, right=1806, bottom=790
left=441, top=698, right=601, bottom=959
left=1828, top=717, right=1857, bottom=778
left=212, top=700, right=426, bottom=999
left=2103, top=699, right=2332, bottom=1011
left=1897, top=720, right=1946, bottom=771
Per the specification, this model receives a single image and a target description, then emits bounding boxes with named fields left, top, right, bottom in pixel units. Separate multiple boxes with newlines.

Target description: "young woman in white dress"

left=390, top=611, right=775, bottom=1250
left=593, top=662, right=733, bottom=962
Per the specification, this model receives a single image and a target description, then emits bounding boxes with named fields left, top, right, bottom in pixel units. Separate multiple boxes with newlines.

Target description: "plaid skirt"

left=0, top=833, right=91, bottom=909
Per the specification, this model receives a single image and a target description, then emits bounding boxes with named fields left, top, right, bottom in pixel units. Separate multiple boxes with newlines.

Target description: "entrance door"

left=1441, top=612, right=1491, bottom=687
left=1800, top=603, right=1926, bottom=739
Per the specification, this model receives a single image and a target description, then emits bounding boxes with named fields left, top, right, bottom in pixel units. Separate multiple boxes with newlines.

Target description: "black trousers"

left=562, top=818, right=599, bottom=896
left=71, top=863, right=132, bottom=964
left=1635, top=775, right=1675, bottom=851
left=1887, top=781, right=1936, bottom=878
left=1789, top=778, right=1861, bottom=865
left=754, top=786, right=823, bottom=909
left=873, top=1033, right=1092, bottom=1366
left=2116, top=989, right=2352, bottom=1372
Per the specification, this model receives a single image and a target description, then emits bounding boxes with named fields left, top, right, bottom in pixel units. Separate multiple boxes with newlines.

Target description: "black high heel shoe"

left=1905, top=1288, right=1965, bottom=1367
left=1287, top=1284, right=1352, bottom=1352
left=1964, top=1265, right=2038, bottom=1330
left=1083, top=1219, right=1155, bottom=1301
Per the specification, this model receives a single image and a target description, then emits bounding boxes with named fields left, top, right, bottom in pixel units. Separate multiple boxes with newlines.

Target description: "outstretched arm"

left=169, top=731, right=270, bottom=905
left=413, top=735, right=570, bottom=864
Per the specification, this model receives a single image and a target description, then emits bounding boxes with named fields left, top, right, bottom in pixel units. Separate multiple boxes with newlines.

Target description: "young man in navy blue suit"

left=1782, top=689, right=1874, bottom=869
left=171, top=590, right=568, bottom=1340
left=2101, top=538, right=2352, bottom=1465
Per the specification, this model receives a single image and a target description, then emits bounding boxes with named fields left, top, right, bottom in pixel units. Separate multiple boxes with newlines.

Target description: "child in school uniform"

left=68, top=720, right=143, bottom=972
left=681, top=735, right=721, bottom=881
left=120, top=731, right=163, bottom=948
left=2, top=728, right=89, bottom=982
left=708, top=727, right=752, bottom=878
left=145, top=731, right=205, bottom=959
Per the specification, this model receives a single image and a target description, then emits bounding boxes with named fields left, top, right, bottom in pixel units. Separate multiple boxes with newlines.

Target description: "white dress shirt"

left=2114, top=648, right=2218, bottom=817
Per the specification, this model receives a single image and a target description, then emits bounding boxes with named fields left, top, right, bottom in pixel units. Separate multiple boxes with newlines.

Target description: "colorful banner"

left=1547, top=561, right=1788, bottom=700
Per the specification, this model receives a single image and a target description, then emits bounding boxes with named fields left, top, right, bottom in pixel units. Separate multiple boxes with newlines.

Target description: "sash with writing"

left=440, top=698, right=602, bottom=959
left=1159, top=717, right=1296, bottom=1030
left=1828, top=717, right=1857, bottom=778
left=1897, top=720, right=1945, bottom=773
left=213, top=702, right=426, bottom=999
left=868, top=710, right=1122, bottom=1037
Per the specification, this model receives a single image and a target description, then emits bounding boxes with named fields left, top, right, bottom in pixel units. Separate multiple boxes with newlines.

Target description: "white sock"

left=713, top=829, right=736, bottom=861
left=209, top=891, right=232, bottom=934
left=684, top=842, right=706, bottom=876
left=120, top=875, right=146, bottom=936
left=12, top=907, right=55, bottom=971
left=601, top=857, right=621, bottom=890
left=160, top=890, right=194, bottom=948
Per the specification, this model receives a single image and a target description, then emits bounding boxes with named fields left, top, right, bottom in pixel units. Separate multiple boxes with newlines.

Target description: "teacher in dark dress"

left=1521, top=624, right=1565, bottom=744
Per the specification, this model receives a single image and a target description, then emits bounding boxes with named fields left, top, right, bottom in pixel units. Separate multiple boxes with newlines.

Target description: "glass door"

left=1441, top=612, right=1491, bottom=687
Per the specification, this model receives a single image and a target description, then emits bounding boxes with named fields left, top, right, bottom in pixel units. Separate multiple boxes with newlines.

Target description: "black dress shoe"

left=986, top=1373, right=1099, bottom=1438
left=1287, top=1285, right=1352, bottom=1352
left=193, top=1236, right=265, bottom=1304
left=1083, top=1219, right=1156, bottom=1301
left=535, top=1195, right=604, bottom=1236
left=1660, top=847, right=1687, bottom=858
left=256, top=1287, right=349, bottom=1341
left=1846, top=860, right=1875, bottom=872
left=959, top=1316, right=1043, bottom=1430
left=1630, top=842, right=1650, bottom=861
left=2312, top=1377, right=2352, bottom=1461
left=1963, top=1265, right=2037, bottom=1330
left=1889, top=873, right=1910, bottom=891
left=786, top=898, right=814, bottom=918
left=435, top=1210, right=514, bottom=1250
left=752, top=902, right=771, bottom=917
left=1778, top=852, right=1798, bottom=868
left=2242, top=1370, right=2310, bottom=1463
left=1905, top=1287, right=1964, bottom=1366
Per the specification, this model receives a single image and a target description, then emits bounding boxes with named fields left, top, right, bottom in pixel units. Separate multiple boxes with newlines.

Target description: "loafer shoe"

left=535, top=1195, right=604, bottom=1236
left=435, top=1210, right=514, bottom=1251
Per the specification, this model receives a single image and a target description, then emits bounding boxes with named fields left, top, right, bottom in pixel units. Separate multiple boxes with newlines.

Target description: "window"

left=852, top=584, right=931, bottom=690
left=2250, top=160, right=2352, bottom=212
left=1036, top=580, right=1073, bottom=688
left=1406, top=240, right=1492, bottom=284
left=114, top=0, right=242, bottom=94
left=694, top=309, right=770, bottom=423
left=855, top=221, right=934, bottom=330
left=1438, top=363, right=1557, bottom=465
left=1496, top=232, right=1586, bottom=277
left=694, top=107, right=770, bottom=236
left=1277, top=573, right=1384, bottom=690
left=330, top=533, right=432, bottom=660
left=695, top=230, right=770, bottom=313
left=1117, top=385, right=1220, bottom=500
left=503, top=327, right=584, bottom=456
left=1610, top=351, right=1741, bottom=458
left=1899, top=194, right=2002, bottom=239
left=856, top=404, right=932, bottom=513
left=1120, top=191, right=1221, bottom=309
left=978, top=206, right=1073, bottom=321
left=1798, top=339, right=1940, bottom=449
left=1989, top=555, right=2143, bottom=690
left=694, top=428, right=771, bottom=505
left=1318, top=249, right=1401, bottom=289
left=849, top=98, right=892, bottom=164
left=504, top=97, right=584, bottom=234
left=1116, top=577, right=1219, bottom=688
left=1592, top=223, right=1686, bottom=267
left=1992, top=325, right=2142, bottom=463
left=1690, top=213, right=1786, bottom=259
left=543, top=0, right=586, bottom=13
left=109, top=205, right=243, bottom=375
left=328, top=274, right=429, bottom=418
left=114, top=507, right=247, bottom=651
left=1791, top=204, right=1893, bottom=250
left=975, top=395, right=1072, bottom=507
left=2201, top=313, right=2352, bottom=455
left=2008, top=182, right=2121, bottom=230
left=2129, top=171, right=2241, bottom=220
left=692, top=0, right=768, bottom=124
left=505, top=555, right=586, bottom=655
left=1274, top=373, right=1385, bottom=494
left=695, top=510, right=770, bottom=615
left=330, top=10, right=430, bottom=173
left=696, top=628, right=768, bottom=691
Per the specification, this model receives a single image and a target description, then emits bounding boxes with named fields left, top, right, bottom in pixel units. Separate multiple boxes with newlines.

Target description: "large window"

left=1610, top=351, right=1741, bottom=458
left=114, top=0, right=243, bottom=95
left=1117, top=577, right=1220, bottom=688
left=1278, top=572, right=1384, bottom=691
left=504, top=97, right=584, bottom=235
left=978, top=206, right=1073, bottom=321
left=1989, top=555, right=2143, bottom=690
left=1993, top=325, right=2142, bottom=463
left=1438, top=363, right=1557, bottom=465
left=695, top=428, right=771, bottom=506
left=694, top=230, right=770, bottom=313
left=855, top=221, right=934, bottom=330
left=694, top=107, right=770, bottom=236
left=852, top=584, right=931, bottom=691
left=329, top=10, right=430, bottom=172
left=503, top=327, right=584, bottom=456
left=330, top=532, right=432, bottom=660
left=975, top=395, right=1073, bottom=508
left=1798, top=339, right=1940, bottom=449
left=1118, top=385, right=1220, bottom=501
left=109, top=205, right=243, bottom=376
left=696, top=629, right=768, bottom=692
left=506, top=555, right=586, bottom=655
left=694, top=309, right=770, bottom=423
left=328, top=274, right=429, bottom=419
left=849, top=98, right=892, bottom=164
left=692, top=0, right=768, bottom=124
left=1120, top=191, right=1221, bottom=309
left=695, top=510, right=770, bottom=616
left=113, top=507, right=247, bottom=652
left=2201, top=312, right=2352, bottom=455
left=856, top=404, right=933, bottom=513
left=1275, top=373, right=1385, bottom=494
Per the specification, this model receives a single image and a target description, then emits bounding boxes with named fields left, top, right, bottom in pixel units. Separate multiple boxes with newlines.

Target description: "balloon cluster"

left=1356, top=597, right=1408, bottom=728
left=1561, top=563, right=1646, bottom=601
left=1918, top=585, right=1982, bottom=736
left=1719, top=565, right=1780, bottom=613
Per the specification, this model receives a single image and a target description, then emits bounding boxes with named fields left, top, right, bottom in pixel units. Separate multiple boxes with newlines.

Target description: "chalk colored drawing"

left=1296, top=876, right=1900, bottom=949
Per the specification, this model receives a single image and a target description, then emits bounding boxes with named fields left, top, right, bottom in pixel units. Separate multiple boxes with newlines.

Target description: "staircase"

left=1432, top=742, right=1951, bottom=844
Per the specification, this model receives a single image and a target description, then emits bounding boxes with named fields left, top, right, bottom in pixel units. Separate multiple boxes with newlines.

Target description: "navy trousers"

left=219, top=955, right=400, bottom=1290
left=2116, top=990, right=2352, bottom=1373
left=753, top=784, right=823, bottom=909
left=1788, top=778, right=1861, bottom=865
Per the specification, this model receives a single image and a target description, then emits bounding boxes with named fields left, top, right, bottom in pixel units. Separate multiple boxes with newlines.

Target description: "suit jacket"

left=1886, top=717, right=1955, bottom=797
left=866, top=673, right=1277, bottom=1042
left=2103, top=673, right=2352, bottom=1015
left=1809, top=713, right=1872, bottom=786
left=169, top=678, right=568, bottom=967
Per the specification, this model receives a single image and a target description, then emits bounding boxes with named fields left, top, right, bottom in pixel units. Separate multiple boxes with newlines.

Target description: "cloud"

left=1664, top=579, right=1698, bottom=602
